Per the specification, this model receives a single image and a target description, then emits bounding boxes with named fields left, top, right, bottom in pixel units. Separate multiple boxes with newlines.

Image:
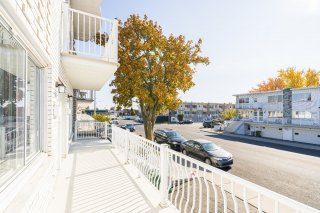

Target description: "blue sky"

left=94, top=0, right=320, bottom=109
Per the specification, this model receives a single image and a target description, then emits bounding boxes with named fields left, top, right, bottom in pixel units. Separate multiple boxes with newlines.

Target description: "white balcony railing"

left=236, top=103, right=264, bottom=109
left=241, top=118, right=320, bottom=127
left=75, top=90, right=94, bottom=101
left=62, top=7, right=118, bottom=62
left=111, top=125, right=319, bottom=213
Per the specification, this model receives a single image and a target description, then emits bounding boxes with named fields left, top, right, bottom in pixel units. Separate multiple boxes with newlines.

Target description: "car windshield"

left=166, top=131, right=182, bottom=138
left=202, top=143, right=220, bottom=151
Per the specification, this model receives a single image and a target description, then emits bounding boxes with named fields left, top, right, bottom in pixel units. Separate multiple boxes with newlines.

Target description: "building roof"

left=233, top=86, right=320, bottom=97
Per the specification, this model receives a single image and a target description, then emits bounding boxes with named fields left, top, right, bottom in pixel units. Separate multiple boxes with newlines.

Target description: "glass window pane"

left=0, top=23, right=26, bottom=188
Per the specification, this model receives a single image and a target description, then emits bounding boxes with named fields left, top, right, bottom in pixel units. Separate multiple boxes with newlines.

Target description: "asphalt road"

left=119, top=120, right=320, bottom=209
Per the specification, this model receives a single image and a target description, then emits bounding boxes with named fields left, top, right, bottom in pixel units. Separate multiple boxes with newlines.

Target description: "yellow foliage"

left=92, top=114, right=111, bottom=123
left=251, top=68, right=320, bottom=92
left=222, top=109, right=236, bottom=121
left=110, top=15, right=209, bottom=139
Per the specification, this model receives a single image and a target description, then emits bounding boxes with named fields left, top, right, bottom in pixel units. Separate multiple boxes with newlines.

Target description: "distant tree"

left=278, top=68, right=304, bottom=88
left=177, top=113, right=184, bottom=122
left=305, top=69, right=320, bottom=87
left=110, top=15, right=209, bottom=140
left=251, top=67, right=320, bottom=92
left=221, top=109, right=236, bottom=121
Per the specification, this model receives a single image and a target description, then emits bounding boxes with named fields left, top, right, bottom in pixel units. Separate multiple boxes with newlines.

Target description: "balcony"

left=75, top=90, right=94, bottom=101
left=47, top=123, right=319, bottom=213
left=61, top=7, right=119, bottom=90
left=236, top=103, right=263, bottom=109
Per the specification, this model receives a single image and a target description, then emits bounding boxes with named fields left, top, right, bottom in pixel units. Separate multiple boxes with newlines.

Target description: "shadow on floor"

left=63, top=140, right=162, bottom=213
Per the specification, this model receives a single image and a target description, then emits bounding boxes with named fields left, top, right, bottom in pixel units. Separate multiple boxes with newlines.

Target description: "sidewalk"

left=200, top=129, right=320, bottom=151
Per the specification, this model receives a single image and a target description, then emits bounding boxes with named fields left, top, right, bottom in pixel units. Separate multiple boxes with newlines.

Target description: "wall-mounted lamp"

left=56, top=83, right=66, bottom=93
left=67, top=95, right=73, bottom=99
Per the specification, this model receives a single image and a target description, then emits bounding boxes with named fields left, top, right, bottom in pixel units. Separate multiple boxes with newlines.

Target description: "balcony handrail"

left=62, top=6, right=118, bottom=62
left=68, top=8, right=113, bottom=23
left=111, top=125, right=319, bottom=213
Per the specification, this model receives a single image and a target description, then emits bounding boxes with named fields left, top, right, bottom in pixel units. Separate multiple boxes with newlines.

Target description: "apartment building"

left=227, top=87, right=320, bottom=145
left=0, top=0, right=118, bottom=211
left=176, top=102, right=235, bottom=122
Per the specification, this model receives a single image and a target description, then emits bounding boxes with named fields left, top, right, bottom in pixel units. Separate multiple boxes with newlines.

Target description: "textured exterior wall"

left=283, top=88, right=292, bottom=124
left=0, top=0, right=73, bottom=211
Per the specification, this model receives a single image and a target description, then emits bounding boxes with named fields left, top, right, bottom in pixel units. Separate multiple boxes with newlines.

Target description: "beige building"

left=176, top=102, right=235, bottom=122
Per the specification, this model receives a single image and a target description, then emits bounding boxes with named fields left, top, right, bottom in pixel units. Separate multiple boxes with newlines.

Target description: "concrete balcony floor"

left=48, top=139, right=176, bottom=213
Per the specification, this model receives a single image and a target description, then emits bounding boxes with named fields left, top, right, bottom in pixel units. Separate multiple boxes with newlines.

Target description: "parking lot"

left=118, top=120, right=320, bottom=209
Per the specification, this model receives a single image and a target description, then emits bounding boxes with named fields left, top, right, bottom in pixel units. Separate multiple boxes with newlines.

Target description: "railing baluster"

left=109, top=126, right=318, bottom=213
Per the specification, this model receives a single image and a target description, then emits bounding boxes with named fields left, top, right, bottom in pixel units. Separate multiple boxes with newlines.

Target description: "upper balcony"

left=236, top=103, right=264, bottom=109
left=75, top=90, right=94, bottom=101
left=61, top=6, right=119, bottom=90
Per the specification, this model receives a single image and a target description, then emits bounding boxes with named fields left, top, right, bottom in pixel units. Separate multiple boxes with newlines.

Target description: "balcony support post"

left=124, top=131, right=129, bottom=164
left=159, top=144, right=170, bottom=207
left=104, top=122, right=108, bottom=140
left=0, top=127, right=5, bottom=159
left=74, top=121, right=78, bottom=141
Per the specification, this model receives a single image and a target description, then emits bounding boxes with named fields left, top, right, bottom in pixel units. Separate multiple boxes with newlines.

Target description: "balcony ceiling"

left=71, top=0, right=101, bottom=16
left=61, top=53, right=118, bottom=90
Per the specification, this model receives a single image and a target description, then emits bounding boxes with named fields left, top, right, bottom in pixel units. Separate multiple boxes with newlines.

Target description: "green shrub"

left=92, top=114, right=111, bottom=123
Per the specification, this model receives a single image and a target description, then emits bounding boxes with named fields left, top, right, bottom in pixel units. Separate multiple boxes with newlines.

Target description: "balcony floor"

left=48, top=139, right=176, bottom=213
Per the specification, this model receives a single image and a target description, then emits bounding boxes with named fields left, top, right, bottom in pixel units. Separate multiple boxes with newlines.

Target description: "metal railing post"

left=104, top=122, right=108, bottom=139
left=124, top=131, right=129, bottom=163
left=0, top=127, right=5, bottom=159
left=159, top=144, right=170, bottom=207
left=74, top=121, right=78, bottom=141
left=111, top=125, right=115, bottom=144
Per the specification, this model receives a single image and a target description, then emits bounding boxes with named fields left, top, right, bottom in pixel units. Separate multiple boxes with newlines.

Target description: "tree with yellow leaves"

left=251, top=68, right=320, bottom=92
left=305, top=69, right=320, bottom=87
left=110, top=15, right=209, bottom=140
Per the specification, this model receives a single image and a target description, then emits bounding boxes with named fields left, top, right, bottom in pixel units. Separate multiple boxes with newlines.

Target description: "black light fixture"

left=56, top=83, right=65, bottom=93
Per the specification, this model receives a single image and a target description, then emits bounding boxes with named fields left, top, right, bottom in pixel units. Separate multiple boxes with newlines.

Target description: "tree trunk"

left=143, top=114, right=155, bottom=141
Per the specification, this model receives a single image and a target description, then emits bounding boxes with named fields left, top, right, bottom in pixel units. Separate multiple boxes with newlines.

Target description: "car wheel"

left=182, top=149, right=188, bottom=156
left=205, top=158, right=212, bottom=165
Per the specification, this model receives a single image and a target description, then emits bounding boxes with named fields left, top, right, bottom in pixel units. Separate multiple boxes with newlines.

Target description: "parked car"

left=154, top=128, right=187, bottom=151
left=181, top=139, right=233, bottom=168
left=135, top=117, right=143, bottom=123
left=202, top=119, right=221, bottom=128
left=179, top=119, right=193, bottom=124
left=120, top=124, right=135, bottom=132
left=111, top=119, right=119, bottom=125
left=170, top=117, right=179, bottom=123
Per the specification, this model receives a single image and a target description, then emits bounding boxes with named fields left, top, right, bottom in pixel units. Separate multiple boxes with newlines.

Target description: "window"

left=268, top=111, right=283, bottom=118
left=0, top=22, right=41, bottom=188
left=239, top=98, right=249, bottom=104
left=268, top=95, right=283, bottom=103
left=292, top=111, right=312, bottom=119
left=292, top=93, right=311, bottom=102
left=253, top=98, right=257, bottom=103
left=185, top=141, right=194, bottom=147
left=194, top=143, right=202, bottom=150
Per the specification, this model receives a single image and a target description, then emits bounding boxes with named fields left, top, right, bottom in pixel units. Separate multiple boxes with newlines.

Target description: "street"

left=119, top=120, right=320, bottom=209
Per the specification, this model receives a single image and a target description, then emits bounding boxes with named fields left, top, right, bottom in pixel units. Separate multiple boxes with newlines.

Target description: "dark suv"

left=154, top=129, right=187, bottom=151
